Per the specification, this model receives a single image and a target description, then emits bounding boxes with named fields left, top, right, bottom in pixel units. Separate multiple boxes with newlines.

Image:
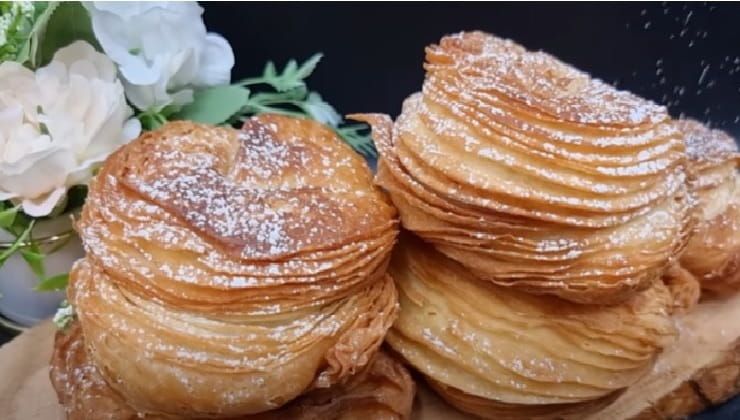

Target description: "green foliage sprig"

left=1, top=1, right=97, bottom=68
left=0, top=186, right=85, bottom=291
left=0, top=1, right=38, bottom=62
left=169, top=54, right=378, bottom=158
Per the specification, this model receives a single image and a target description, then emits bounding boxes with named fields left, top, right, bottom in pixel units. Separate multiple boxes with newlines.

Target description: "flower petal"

left=84, top=1, right=234, bottom=112
left=0, top=191, right=18, bottom=201
left=195, top=33, right=234, bottom=86
left=21, top=187, right=67, bottom=217
left=123, top=76, right=171, bottom=111
left=0, top=38, right=132, bottom=209
left=51, top=40, right=118, bottom=82
left=122, top=117, right=142, bottom=142
left=0, top=146, right=76, bottom=200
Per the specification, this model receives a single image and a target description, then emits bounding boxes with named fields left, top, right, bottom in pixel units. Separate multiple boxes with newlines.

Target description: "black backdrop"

left=203, top=2, right=740, bottom=138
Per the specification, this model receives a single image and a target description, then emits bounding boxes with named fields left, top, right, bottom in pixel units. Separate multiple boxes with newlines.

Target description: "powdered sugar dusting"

left=74, top=118, right=397, bottom=309
left=119, top=118, right=392, bottom=260
left=371, top=31, right=691, bottom=302
left=64, top=117, right=400, bottom=416
left=676, top=118, right=739, bottom=163
left=426, top=31, right=669, bottom=126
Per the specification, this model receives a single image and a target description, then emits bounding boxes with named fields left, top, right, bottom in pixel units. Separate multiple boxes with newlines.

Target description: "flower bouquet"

left=0, top=1, right=374, bottom=327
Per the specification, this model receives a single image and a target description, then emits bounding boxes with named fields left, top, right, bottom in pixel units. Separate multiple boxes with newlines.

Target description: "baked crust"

left=661, top=264, right=701, bottom=314
left=386, top=235, right=675, bottom=419
left=50, top=323, right=416, bottom=420
left=355, top=31, right=691, bottom=304
left=676, top=120, right=740, bottom=295
left=57, top=116, right=402, bottom=417
left=78, top=117, right=398, bottom=313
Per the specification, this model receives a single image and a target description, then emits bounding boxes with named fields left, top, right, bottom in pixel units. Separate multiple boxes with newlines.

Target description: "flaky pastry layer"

left=66, top=117, right=401, bottom=417
left=50, top=323, right=415, bottom=420
left=355, top=31, right=691, bottom=304
left=676, top=120, right=740, bottom=294
left=386, top=236, right=676, bottom=419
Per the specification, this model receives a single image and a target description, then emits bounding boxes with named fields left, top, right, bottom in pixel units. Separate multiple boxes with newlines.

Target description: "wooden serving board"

left=2, top=293, right=740, bottom=420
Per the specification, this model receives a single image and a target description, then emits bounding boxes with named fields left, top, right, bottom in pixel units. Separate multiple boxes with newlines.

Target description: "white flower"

left=0, top=41, right=140, bottom=217
left=84, top=1, right=235, bottom=112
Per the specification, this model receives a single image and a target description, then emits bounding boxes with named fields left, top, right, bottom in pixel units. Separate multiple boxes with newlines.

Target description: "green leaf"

left=0, top=2, right=37, bottom=62
left=263, top=61, right=277, bottom=79
left=21, top=249, right=45, bottom=278
left=138, top=111, right=167, bottom=131
left=36, top=273, right=69, bottom=291
left=336, top=124, right=377, bottom=158
left=9, top=209, right=32, bottom=237
left=0, top=220, right=34, bottom=265
left=175, top=85, right=250, bottom=125
left=247, top=86, right=308, bottom=105
left=36, top=2, right=99, bottom=67
left=293, top=53, right=323, bottom=82
left=230, top=53, right=374, bottom=158
left=238, top=54, right=323, bottom=92
left=241, top=107, right=307, bottom=120
left=0, top=206, right=18, bottom=228
left=159, top=104, right=181, bottom=119
left=299, top=92, right=341, bottom=127
left=283, top=59, right=298, bottom=80
left=27, top=2, right=58, bottom=67
left=15, top=1, right=57, bottom=66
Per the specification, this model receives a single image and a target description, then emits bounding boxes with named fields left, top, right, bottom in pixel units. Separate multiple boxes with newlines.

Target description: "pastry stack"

left=50, top=116, right=415, bottom=419
left=46, top=29, right=740, bottom=420
left=356, top=31, right=699, bottom=419
left=676, top=119, right=740, bottom=295
left=362, top=31, right=692, bottom=304
left=389, top=236, right=675, bottom=419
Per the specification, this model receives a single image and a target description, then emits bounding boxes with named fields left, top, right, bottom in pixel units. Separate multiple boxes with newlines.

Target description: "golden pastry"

left=50, top=322, right=416, bottom=420
left=354, top=31, right=692, bottom=304
left=386, top=235, right=676, bottom=419
left=676, top=119, right=740, bottom=294
left=661, top=263, right=701, bottom=314
left=53, top=116, right=407, bottom=418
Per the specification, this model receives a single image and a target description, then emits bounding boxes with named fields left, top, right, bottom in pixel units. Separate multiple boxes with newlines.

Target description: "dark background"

left=204, top=2, right=740, bottom=139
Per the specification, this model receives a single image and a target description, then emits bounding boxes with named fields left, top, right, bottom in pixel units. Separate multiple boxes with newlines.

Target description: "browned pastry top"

left=386, top=235, right=676, bottom=419
left=678, top=119, right=739, bottom=166
left=77, top=116, right=398, bottom=312
left=66, top=116, right=401, bottom=417
left=112, top=115, right=395, bottom=260
left=361, top=31, right=691, bottom=303
left=674, top=119, right=740, bottom=293
left=425, top=31, right=669, bottom=127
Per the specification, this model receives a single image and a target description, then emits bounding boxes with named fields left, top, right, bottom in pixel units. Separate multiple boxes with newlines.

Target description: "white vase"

left=0, top=215, right=84, bottom=327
